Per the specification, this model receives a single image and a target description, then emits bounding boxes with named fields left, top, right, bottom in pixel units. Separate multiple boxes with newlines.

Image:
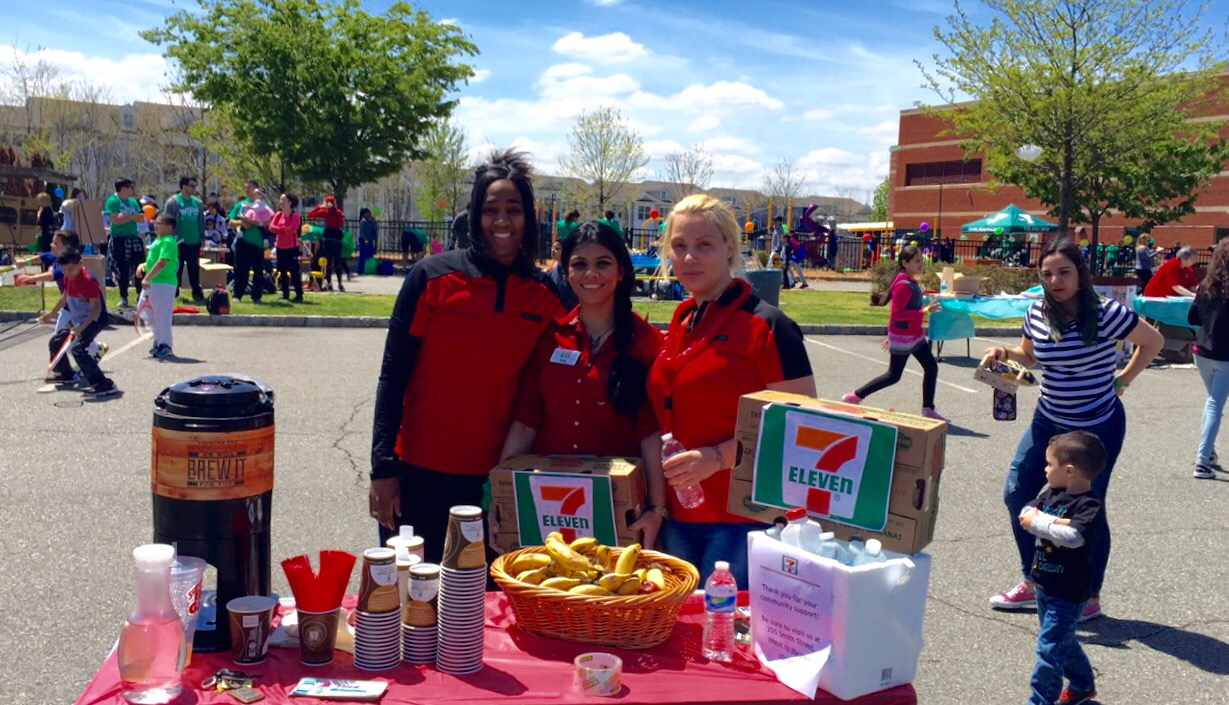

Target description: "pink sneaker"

left=842, top=392, right=862, bottom=405
left=1077, top=601, right=1102, bottom=623
left=989, top=582, right=1036, bottom=610
left=921, top=407, right=949, bottom=422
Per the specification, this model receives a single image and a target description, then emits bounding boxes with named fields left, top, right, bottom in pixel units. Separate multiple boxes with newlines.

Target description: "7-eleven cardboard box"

left=727, top=392, right=946, bottom=554
left=489, top=455, right=645, bottom=548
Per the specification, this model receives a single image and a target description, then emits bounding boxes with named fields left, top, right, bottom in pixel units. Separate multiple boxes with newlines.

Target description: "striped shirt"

left=1022, top=299, right=1138, bottom=426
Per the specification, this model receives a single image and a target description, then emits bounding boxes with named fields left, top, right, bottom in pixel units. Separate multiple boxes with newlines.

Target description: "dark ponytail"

left=872, top=245, right=921, bottom=306
left=560, top=221, right=646, bottom=417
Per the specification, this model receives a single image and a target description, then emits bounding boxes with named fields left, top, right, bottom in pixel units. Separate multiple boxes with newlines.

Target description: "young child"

left=24, top=231, right=108, bottom=377
left=47, top=249, right=117, bottom=397
left=243, top=189, right=276, bottom=225
left=1018, top=431, right=1105, bottom=705
left=138, top=214, right=180, bottom=359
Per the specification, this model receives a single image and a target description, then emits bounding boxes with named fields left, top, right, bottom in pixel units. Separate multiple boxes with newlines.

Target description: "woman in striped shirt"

left=982, top=240, right=1162, bottom=621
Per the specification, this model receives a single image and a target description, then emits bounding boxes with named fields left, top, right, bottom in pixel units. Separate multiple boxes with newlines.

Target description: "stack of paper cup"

left=435, top=505, right=486, bottom=674
left=353, top=548, right=401, bottom=671
left=402, top=563, right=440, bottom=664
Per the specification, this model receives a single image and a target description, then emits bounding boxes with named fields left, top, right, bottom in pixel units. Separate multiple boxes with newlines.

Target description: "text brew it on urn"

left=151, top=375, right=275, bottom=653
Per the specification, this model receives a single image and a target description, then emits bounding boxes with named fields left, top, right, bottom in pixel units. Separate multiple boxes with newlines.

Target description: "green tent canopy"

left=961, top=204, right=1058, bottom=234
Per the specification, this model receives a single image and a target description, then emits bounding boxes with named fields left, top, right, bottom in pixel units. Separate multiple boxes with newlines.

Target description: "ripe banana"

left=645, top=567, right=667, bottom=592
left=569, top=537, right=598, bottom=554
left=597, top=573, right=628, bottom=593
left=614, top=543, right=641, bottom=574
left=541, top=577, right=583, bottom=591
left=568, top=584, right=613, bottom=596
left=616, top=575, right=643, bottom=595
left=546, top=535, right=595, bottom=573
left=507, top=553, right=551, bottom=574
left=595, top=545, right=613, bottom=572
left=517, top=567, right=549, bottom=585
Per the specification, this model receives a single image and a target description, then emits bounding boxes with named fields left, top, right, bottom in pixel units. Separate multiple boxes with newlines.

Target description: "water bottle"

left=117, top=544, right=185, bottom=704
left=815, top=531, right=839, bottom=561
left=779, top=508, right=809, bottom=548
left=703, top=561, right=737, bottom=662
left=853, top=538, right=887, bottom=566
left=846, top=538, right=865, bottom=566
left=662, top=433, right=705, bottom=509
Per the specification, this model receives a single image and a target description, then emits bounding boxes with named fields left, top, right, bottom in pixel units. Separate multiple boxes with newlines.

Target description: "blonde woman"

left=646, top=194, right=816, bottom=587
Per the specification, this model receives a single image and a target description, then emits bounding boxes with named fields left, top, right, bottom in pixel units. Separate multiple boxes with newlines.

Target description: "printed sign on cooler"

left=512, top=471, right=618, bottom=546
left=752, top=405, right=897, bottom=532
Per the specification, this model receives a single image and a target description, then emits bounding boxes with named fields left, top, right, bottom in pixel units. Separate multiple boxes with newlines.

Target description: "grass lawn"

left=0, top=284, right=960, bottom=326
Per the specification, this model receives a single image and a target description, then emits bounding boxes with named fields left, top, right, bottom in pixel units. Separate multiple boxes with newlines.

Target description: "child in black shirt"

left=1018, top=430, right=1105, bottom=705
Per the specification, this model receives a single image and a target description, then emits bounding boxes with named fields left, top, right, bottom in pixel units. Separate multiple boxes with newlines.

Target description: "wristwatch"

left=646, top=505, right=670, bottom=521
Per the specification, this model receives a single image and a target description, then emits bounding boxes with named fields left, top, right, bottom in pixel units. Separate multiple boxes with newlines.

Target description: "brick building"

left=888, top=102, right=1229, bottom=248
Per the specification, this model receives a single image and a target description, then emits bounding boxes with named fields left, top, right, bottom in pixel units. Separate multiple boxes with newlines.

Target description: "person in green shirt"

left=105, top=177, right=146, bottom=308
left=227, top=179, right=271, bottom=302
left=556, top=210, right=580, bottom=241
left=138, top=214, right=180, bottom=359
left=163, top=175, right=206, bottom=302
left=598, top=210, right=627, bottom=248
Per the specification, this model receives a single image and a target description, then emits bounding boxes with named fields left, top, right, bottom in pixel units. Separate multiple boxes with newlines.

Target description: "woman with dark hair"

left=842, top=245, right=945, bottom=419
left=36, top=192, right=56, bottom=258
left=369, top=148, right=562, bottom=562
left=497, top=222, right=667, bottom=548
left=269, top=192, right=303, bottom=302
left=1188, top=239, right=1229, bottom=479
left=358, top=207, right=378, bottom=274
left=983, top=239, right=1162, bottom=621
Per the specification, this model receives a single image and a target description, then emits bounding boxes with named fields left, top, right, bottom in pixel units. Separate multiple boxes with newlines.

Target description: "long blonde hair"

left=657, top=194, right=746, bottom=280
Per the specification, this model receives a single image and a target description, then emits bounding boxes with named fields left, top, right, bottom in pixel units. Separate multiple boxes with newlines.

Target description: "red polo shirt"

left=306, top=205, right=347, bottom=230
left=647, top=279, right=812, bottom=524
left=514, top=311, right=663, bottom=457
left=1143, top=258, right=1198, bottom=297
left=371, top=248, right=563, bottom=478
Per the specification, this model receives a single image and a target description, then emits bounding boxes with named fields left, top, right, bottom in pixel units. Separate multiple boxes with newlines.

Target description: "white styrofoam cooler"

left=748, top=532, right=932, bottom=700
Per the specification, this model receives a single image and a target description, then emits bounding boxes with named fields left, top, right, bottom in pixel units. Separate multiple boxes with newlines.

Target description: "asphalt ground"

left=0, top=324, right=1225, bottom=705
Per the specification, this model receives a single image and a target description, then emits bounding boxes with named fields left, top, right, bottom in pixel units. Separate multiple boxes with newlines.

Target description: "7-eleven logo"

left=792, top=427, right=860, bottom=515
left=779, top=413, right=873, bottom=521
left=525, top=474, right=595, bottom=544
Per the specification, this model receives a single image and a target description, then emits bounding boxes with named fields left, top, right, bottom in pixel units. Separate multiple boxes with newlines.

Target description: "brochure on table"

left=512, top=470, right=619, bottom=545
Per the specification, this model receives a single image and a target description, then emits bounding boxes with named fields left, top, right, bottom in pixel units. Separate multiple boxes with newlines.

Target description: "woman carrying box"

left=646, top=194, right=815, bottom=587
left=496, top=221, right=667, bottom=550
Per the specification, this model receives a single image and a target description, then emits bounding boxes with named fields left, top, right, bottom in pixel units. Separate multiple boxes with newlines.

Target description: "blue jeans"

left=1029, top=587, right=1094, bottom=705
left=1195, top=355, right=1229, bottom=464
left=661, top=521, right=764, bottom=589
left=1004, top=401, right=1125, bottom=596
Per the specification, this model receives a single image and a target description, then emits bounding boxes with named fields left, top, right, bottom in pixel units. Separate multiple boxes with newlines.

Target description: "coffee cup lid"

left=226, top=595, right=277, bottom=614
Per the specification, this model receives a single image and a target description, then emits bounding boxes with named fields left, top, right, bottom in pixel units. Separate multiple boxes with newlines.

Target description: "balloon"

left=862, top=234, right=873, bottom=242
left=1080, top=239, right=1090, bottom=247
left=649, top=209, right=660, bottom=219
left=436, top=198, right=449, bottom=210
left=744, top=222, right=754, bottom=233
left=300, top=224, right=312, bottom=236
left=1123, top=235, right=1134, bottom=245
left=142, top=204, right=156, bottom=220
left=909, top=240, right=918, bottom=246
left=960, top=235, right=968, bottom=240
left=54, top=186, right=64, bottom=198
left=994, top=227, right=1004, bottom=235
left=372, top=207, right=383, bottom=217
left=919, top=222, right=930, bottom=232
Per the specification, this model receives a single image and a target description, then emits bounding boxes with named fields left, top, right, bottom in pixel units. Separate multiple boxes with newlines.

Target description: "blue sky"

left=2, top=0, right=1225, bottom=198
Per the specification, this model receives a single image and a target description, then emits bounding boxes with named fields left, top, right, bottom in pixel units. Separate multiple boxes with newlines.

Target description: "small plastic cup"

left=169, top=556, right=207, bottom=666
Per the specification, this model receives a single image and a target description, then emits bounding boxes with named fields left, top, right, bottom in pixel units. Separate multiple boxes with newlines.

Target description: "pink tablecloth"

left=76, top=592, right=916, bottom=705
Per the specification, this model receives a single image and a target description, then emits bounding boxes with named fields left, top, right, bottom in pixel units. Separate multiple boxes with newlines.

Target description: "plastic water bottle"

left=662, top=433, right=705, bottom=509
left=703, top=561, right=737, bottom=662
left=815, top=531, right=840, bottom=561
left=846, top=538, right=865, bottom=566
left=853, top=538, right=887, bottom=566
left=779, top=508, right=809, bottom=548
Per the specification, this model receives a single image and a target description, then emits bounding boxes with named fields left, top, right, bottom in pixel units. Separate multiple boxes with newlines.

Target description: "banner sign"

left=513, top=471, right=617, bottom=545
left=753, top=404, right=897, bottom=531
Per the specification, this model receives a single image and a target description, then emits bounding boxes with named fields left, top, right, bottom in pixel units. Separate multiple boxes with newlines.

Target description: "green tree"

left=921, top=0, right=1228, bottom=251
left=869, top=177, right=889, bottom=222
left=560, top=107, right=648, bottom=212
left=143, top=0, right=478, bottom=208
left=414, top=119, right=468, bottom=222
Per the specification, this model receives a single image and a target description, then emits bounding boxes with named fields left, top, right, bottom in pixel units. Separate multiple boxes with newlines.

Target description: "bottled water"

left=815, top=531, right=839, bottom=560
left=662, top=433, right=705, bottom=509
left=702, top=561, right=737, bottom=662
left=846, top=538, right=865, bottom=566
left=779, top=508, right=808, bottom=548
left=118, top=544, right=185, bottom=704
left=852, top=539, right=887, bottom=566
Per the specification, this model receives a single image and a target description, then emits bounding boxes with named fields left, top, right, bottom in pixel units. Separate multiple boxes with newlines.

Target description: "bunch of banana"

left=504, top=533, right=669, bottom=596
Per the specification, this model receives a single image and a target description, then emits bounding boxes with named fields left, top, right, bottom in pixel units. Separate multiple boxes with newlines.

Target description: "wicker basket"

left=490, top=546, right=700, bottom=649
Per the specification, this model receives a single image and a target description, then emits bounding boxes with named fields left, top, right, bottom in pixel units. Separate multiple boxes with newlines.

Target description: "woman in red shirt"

left=307, top=195, right=347, bottom=291
left=1142, top=247, right=1198, bottom=297
left=268, top=192, right=303, bottom=302
left=498, top=221, right=667, bottom=547
left=647, top=194, right=816, bottom=587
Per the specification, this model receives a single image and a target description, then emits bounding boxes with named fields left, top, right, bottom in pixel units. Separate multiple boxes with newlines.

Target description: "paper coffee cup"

left=358, top=548, right=400, bottom=614
left=442, top=505, right=485, bottom=570
left=297, top=608, right=341, bottom=667
left=226, top=596, right=277, bottom=666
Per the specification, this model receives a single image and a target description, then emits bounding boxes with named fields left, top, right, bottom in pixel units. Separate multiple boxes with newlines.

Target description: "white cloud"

left=440, top=18, right=459, bottom=25
left=798, top=147, right=861, bottom=169
left=537, top=64, right=641, bottom=104
left=673, top=81, right=783, bottom=112
left=552, top=32, right=649, bottom=65
left=0, top=45, right=171, bottom=105
left=710, top=154, right=766, bottom=185
left=469, top=68, right=492, bottom=84
left=703, top=136, right=762, bottom=155
left=686, top=115, right=720, bottom=132
left=644, top=139, right=685, bottom=158
left=856, top=119, right=897, bottom=138
left=802, top=108, right=834, bottom=121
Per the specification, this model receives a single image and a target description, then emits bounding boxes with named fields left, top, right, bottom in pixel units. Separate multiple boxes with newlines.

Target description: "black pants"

left=110, top=237, right=143, bottom=302
left=1136, top=268, right=1152, bottom=292
left=49, top=320, right=108, bottom=387
left=177, top=242, right=203, bottom=299
left=276, top=247, right=303, bottom=299
left=855, top=342, right=939, bottom=409
left=322, top=234, right=344, bottom=289
left=377, top=463, right=496, bottom=574
left=233, top=239, right=266, bottom=301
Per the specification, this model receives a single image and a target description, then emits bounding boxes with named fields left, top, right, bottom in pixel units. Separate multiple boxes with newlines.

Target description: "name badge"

left=550, top=348, right=581, bottom=366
